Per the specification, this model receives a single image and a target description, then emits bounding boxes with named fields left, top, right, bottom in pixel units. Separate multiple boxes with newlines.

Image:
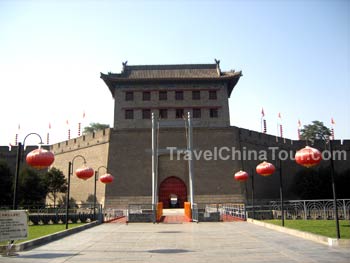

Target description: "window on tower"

left=159, top=109, right=168, bottom=119
left=192, top=90, right=200, bottom=100
left=159, top=91, right=167, bottom=100
left=210, top=108, right=218, bottom=118
left=142, top=109, right=151, bottom=119
left=175, top=91, right=184, bottom=100
left=193, top=108, right=201, bottom=118
left=143, top=91, right=151, bottom=101
left=209, top=90, right=217, bottom=100
left=176, top=109, right=184, bottom=119
left=125, top=91, right=134, bottom=101
left=125, top=109, right=134, bottom=119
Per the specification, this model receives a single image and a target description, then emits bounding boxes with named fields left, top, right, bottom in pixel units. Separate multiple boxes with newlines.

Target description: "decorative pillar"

left=187, top=112, right=194, bottom=209
left=151, top=113, right=157, bottom=208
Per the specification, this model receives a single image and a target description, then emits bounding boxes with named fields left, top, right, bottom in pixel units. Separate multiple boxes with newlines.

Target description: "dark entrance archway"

left=159, top=176, right=187, bottom=208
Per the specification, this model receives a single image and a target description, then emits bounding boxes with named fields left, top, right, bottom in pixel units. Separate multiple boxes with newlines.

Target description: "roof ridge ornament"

left=122, top=60, right=128, bottom=73
left=214, top=58, right=221, bottom=76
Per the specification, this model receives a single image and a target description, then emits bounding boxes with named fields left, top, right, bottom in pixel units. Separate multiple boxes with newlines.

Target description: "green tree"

left=44, top=167, right=67, bottom=208
left=300, top=120, right=331, bottom=141
left=85, top=194, right=97, bottom=204
left=18, top=167, right=48, bottom=206
left=0, top=159, right=13, bottom=206
left=57, top=195, right=77, bottom=208
left=83, top=122, right=110, bottom=134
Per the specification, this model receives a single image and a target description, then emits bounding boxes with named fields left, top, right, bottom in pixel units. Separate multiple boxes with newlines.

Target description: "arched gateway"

left=159, top=176, right=187, bottom=208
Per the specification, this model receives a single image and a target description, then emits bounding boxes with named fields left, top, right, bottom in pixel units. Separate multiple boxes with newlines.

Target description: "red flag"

left=261, top=108, right=265, bottom=118
left=49, top=122, right=51, bottom=129
left=83, top=111, right=86, bottom=119
left=331, top=117, right=335, bottom=125
left=298, top=119, right=301, bottom=128
left=278, top=112, right=282, bottom=119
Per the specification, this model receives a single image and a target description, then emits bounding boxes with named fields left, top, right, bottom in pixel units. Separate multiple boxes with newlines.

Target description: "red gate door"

left=159, top=176, right=187, bottom=208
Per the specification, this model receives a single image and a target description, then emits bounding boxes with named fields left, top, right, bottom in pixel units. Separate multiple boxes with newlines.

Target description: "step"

left=162, top=208, right=185, bottom=216
left=161, top=215, right=190, bottom=224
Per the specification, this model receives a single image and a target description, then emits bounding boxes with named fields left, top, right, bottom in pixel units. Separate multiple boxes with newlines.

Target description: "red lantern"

left=295, top=146, right=322, bottom=168
left=256, top=161, right=275, bottom=176
left=26, top=148, right=55, bottom=169
left=234, top=170, right=249, bottom=182
left=99, top=173, right=114, bottom=184
left=75, top=166, right=94, bottom=180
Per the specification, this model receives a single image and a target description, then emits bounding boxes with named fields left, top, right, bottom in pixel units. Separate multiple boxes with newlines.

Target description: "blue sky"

left=0, top=0, right=349, bottom=146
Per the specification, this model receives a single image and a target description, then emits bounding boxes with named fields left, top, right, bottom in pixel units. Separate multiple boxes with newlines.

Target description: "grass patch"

left=262, top=219, right=350, bottom=239
left=0, top=223, right=85, bottom=245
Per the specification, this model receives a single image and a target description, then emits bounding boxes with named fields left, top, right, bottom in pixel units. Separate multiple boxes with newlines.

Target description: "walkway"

left=160, top=208, right=190, bottom=223
left=1, top=222, right=349, bottom=262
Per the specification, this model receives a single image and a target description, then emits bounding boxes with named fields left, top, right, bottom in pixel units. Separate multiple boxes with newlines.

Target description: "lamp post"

left=256, top=161, right=275, bottom=221
left=94, top=168, right=114, bottom=220
left=234, top=170, right=249, bottom=219
left=94, top=171, right=98, bottom=221
left=328, top=141, right=340, bottom=239
left=65, top=155, right=94, bottom=229
left=13, top=133, right=54, bottom=210
left=251, top=168, right=255, bottom=219
left=295, top=143, right=340, bottom=238
left=278, top=159, right=284, bottom=227
left=94, top=166, right=114, bottom=220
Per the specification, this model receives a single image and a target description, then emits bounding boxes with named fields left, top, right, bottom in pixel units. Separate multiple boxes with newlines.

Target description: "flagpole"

left=297, top=120, right=301, bottom=140
left=66, top=120, right=70, bottom=140
left=261, top=108, right=266, bottom=133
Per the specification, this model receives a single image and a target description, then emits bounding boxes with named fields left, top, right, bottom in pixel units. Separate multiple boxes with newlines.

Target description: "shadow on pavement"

left=148, top=249, right=192, bottom=254
left=18, top=252, right=77, bottom=259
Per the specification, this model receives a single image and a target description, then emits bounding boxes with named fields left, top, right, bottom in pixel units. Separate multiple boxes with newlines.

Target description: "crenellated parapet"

left=50, top=128, right=111, bottom=155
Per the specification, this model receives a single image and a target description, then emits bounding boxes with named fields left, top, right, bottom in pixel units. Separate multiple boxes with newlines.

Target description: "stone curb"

left=0, top=221, right=99, bottom=253
left=247, top=218, right=350, bottom=247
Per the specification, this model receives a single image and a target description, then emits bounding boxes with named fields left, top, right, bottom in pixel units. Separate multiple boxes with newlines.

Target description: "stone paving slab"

left=1, top=222, right=349, bottom=263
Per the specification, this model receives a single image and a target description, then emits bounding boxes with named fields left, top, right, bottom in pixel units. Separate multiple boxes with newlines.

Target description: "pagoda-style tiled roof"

left=101, top=61, right=242, bottom=97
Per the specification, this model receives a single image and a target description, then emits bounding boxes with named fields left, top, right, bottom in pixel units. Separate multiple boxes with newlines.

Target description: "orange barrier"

left=156, top=202, right=163, bottom=221
left=184, top=202, right=191, bottom=220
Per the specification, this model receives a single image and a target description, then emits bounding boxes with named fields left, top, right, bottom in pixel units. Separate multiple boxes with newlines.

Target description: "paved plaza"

left=1, top=222, right=350, bottom=263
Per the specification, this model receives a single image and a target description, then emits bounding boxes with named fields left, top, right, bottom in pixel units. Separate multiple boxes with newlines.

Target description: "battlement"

left=50, top=128, right=111, bottom=154
left=232, top=126, right=350, bottom=152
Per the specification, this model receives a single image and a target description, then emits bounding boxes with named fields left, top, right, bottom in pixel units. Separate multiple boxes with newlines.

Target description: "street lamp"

left=13, top=133, right=54, bottom=210
left=65, top=155, right=94, bottom=229
left=94, top=166, right=114, bottom=220
left=234, top=170, right=249, bottom=218
left=295, top=144, right=340, bottom=238
left=256, top=161, right=275, bottom=222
